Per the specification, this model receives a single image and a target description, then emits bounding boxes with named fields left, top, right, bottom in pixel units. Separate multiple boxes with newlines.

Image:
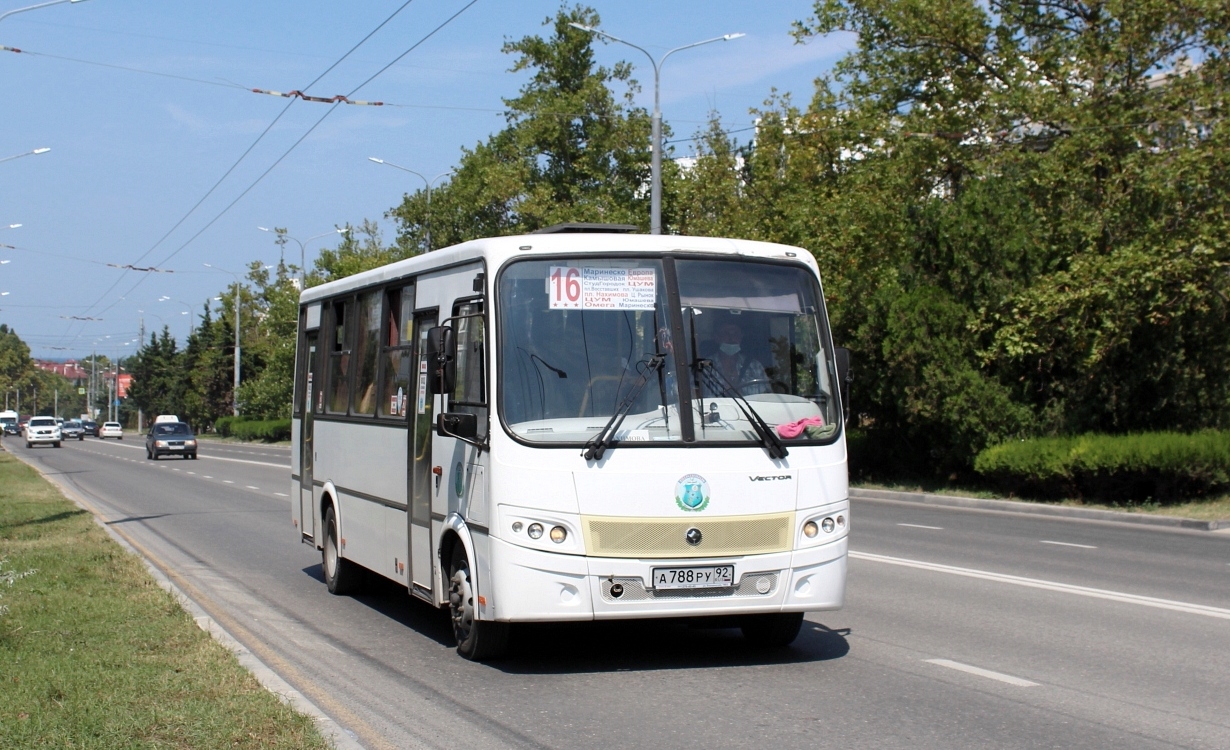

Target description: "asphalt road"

left=12, top=435, right=1230, bottom=749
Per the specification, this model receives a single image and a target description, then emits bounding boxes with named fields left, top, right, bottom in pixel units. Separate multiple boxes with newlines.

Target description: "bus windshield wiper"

left=694, top=359, right=788, bottom=460
left=583, top=354, right=665, bottom=461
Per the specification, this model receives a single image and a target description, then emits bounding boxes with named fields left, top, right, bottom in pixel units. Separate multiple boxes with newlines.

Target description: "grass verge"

left=857, top=481, right=1230, bottom=522
left=0, top=451, right=331, bottom=748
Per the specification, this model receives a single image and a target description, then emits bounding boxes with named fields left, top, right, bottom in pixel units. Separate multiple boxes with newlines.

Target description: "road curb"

left=3, top=444, right=366, bottom=750
left=849, top=487, right=1230, bottom=531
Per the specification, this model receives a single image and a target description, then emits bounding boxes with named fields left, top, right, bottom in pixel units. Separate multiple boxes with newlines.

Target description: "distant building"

left=34, top=360, right=89, bottom=380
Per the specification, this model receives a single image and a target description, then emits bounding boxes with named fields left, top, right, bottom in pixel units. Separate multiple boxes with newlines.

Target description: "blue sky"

left=1, top=0, right=852, bottom=359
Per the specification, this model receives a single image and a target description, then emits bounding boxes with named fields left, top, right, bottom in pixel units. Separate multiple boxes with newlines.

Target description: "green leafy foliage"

left=387, top=4, right=655, bottom=248
left=213, top=417, right=291, bottom=442
left=974, top=431, right=1230, bottom=503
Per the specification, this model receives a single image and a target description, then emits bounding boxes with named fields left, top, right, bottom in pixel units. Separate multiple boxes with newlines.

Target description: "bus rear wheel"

left=740, top=612, right=804, bottom=648
left=448, top=545, right=509, bottom=661
left=323, top=506, right=362, bottom=595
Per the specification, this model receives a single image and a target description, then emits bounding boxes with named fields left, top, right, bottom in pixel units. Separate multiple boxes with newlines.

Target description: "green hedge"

left=214, top=417, right=292, bottom=443
left=974, top=431, right=1230, bottom=503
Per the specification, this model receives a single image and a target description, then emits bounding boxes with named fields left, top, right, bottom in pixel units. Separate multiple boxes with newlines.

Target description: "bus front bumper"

left=485, top=535, right=846, bottom=623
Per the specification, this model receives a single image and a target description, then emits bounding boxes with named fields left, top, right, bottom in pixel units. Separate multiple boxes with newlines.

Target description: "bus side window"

left=451, top=300, right=487, bottom=439
left=379, top=285, right=415, bottom=419
left=327, top=298, right=353, bottom=414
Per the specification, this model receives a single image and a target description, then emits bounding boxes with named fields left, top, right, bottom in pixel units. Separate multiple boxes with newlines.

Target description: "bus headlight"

left=803, top=520, right=819, bottom=538
left=549, top=526, right=567, bottom=543
left=822, top=517, right=836, bottom=533
left=527, top=523, right=544, bottom=540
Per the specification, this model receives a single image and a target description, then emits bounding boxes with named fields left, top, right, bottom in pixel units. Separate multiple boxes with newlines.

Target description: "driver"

left=707, top=320, right=769, bottom=395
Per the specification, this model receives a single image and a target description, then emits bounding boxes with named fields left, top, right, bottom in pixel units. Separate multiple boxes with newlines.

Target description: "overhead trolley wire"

left=87, top=0, right=482, bottom=327
left=61, top=0, right=426, bottom=343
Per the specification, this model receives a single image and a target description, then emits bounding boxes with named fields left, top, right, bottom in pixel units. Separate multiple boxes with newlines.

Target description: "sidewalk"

left=849, top=487, right=1230, bottom=531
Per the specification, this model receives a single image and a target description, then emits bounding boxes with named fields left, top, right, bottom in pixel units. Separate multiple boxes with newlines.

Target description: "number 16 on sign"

left=548, top=266, right=581, bottom=309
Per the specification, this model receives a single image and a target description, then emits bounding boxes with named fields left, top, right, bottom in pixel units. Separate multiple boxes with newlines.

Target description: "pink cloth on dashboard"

left=775, top=415, right=825, bottom=439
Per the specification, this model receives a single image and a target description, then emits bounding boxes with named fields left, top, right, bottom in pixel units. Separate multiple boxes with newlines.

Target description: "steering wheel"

left=735, top=378, right=789, bottom=395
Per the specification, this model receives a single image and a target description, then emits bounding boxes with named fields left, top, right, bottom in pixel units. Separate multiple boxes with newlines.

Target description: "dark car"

left=61, top=419, right=86, bottom=440
left=80, top=420, right=98, bottom=436
left=146, top=421, right=198, bottom=460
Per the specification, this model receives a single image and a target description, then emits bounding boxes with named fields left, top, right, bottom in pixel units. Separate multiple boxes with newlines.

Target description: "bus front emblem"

left=685, top=528, right=703, bottom=546
left=675, top=474, right=710, bottom=512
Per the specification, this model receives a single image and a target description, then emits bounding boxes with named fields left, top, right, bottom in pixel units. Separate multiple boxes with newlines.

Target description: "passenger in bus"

left=706, top=321, right=769, bottom=395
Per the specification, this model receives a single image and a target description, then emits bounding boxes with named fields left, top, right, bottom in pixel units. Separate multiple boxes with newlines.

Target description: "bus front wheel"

left=448, top=545, right=509, bottom=661
left=323, top=506, right=362, bottom=595
left=740, top=612, right=804, bottom=648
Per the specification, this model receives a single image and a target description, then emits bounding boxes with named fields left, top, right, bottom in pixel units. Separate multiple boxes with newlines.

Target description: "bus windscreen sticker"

left=548, top=267, right=656, bottom=310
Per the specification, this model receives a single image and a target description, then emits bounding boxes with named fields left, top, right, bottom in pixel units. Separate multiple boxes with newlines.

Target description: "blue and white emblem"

left=675, top=473, right=710, bottom=512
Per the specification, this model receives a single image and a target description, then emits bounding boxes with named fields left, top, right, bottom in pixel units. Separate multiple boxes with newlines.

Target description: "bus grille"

left=581, top=513, right=794, bottom=558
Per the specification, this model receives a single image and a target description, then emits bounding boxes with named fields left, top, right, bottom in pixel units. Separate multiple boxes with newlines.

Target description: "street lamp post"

left=203, top=264, right=241, bottom=417
left=0, top=147, right=50, bottom=165
left=569, top=24, right=744, bottom=235
left=0, top=0, right=90, bottom=23
left=157, top=296, right=194, bottom=341
left=258, top=227, right=346, bottom=287
left=367, top=158, right=452, bottom=251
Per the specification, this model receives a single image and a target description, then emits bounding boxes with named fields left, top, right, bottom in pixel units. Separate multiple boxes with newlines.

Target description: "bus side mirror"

left=437, top=412, right=477, bottom=439
left=426, top=326, right=457, bottom=395
left=834, top=347, right=852, bottom=422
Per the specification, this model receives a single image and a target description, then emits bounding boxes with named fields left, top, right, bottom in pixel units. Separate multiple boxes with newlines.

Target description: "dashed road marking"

left=852, top=551, right=1230, bottom=620
left=1040, top=540, right=1097, bottom=549
left=925, top=659, right=1038, bottom=687
left=898, top=523, right=944, bottom=530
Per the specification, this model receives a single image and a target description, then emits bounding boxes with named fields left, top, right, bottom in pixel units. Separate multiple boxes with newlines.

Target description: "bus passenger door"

left=408, top=312, right=437, bottom=600
left=300, top=331, right=319, bottom=543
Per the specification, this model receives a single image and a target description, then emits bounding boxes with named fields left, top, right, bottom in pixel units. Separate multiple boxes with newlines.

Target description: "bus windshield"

left=498, top=256, right=840, bottom=446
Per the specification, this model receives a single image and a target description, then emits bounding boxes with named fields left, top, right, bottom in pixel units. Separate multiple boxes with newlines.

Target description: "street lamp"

left=0, top=0, right=90, bottom=23
left=0, top=147, right=50, bottom=165
left=203, top=263, right=242, bottom=417
left=569, top=24, right=744, bottom=235
left=157, top=296, right=194, bottom=341
left=367, top=158, right=452, bottom=251
left=257, top=226, right=346, bottom=287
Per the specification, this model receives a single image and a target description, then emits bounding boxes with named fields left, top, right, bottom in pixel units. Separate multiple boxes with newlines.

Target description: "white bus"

left=291, top=226, right=851, bottom=659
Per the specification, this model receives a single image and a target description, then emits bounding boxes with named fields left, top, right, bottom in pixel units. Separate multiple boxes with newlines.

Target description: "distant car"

left=146, top=421, right=197, bottom=460
left=25, top=416, right=61, bottom=448
left=80, top=420, right=98, bottom=436
left=1, top=419, right=18, bottom=436
left=98, top=422, right=124, bottom=440
left=61, top=419, right=85, bottom=440
left=153, top=414, right=181, bottom=424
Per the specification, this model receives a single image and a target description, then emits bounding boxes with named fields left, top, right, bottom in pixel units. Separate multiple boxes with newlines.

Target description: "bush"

left=974, top=431, right=1230, bottom=503
left=213, top=417, right=291, bottom=443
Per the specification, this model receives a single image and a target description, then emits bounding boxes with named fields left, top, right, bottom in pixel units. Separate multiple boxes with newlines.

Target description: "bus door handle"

left=432, top=465, right=442, bottom=493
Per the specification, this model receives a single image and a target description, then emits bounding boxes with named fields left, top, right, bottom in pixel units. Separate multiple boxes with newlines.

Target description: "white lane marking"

left=1040, top=540, right=1097, bottom=549
left=223, top=480, right=234, bottom=484
left=203, top=475, right=213, bottom=479
left=925, top=659, right=1038, bottom=687
left=246, top=485, right=259, bottom=490
left=197, top=454, right=286, bottom=469
left=851, top=551, right=1230, bottom=620
left=187, top=472, right=195, bottom=475
left=273, top=492, right=288, bottom=497
left=84, top=438, right=286, bottom=469
left=898, top=523, right=944, bottom=530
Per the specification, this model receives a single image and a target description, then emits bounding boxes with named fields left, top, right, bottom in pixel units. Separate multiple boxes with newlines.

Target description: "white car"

left=98, top=421, right=124, bottom=439
left=25, top=416, right=61, bottom=448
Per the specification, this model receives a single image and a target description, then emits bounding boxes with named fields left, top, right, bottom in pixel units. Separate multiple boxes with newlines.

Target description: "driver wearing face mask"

left=707, top=320, right=769, bottom=395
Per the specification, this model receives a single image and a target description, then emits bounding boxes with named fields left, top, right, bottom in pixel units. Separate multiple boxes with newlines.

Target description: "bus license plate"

left=651, top=565, right=734, bottom=590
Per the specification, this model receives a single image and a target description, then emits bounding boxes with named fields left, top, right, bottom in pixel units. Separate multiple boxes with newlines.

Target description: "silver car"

left=25, top=416, right=61, bottom=448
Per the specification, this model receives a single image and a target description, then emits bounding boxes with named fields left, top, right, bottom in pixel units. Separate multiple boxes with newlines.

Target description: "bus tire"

left=322, top=505, right=362, bottom=595
left=740, top=612, right=804, bottom=648
left=448, top=544, right=508, bottom=661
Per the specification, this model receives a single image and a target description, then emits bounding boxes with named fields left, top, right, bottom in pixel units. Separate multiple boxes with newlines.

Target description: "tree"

left=388, top=4, right=656, bottom=248
left=773, top=0, right=1230, bottom=473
